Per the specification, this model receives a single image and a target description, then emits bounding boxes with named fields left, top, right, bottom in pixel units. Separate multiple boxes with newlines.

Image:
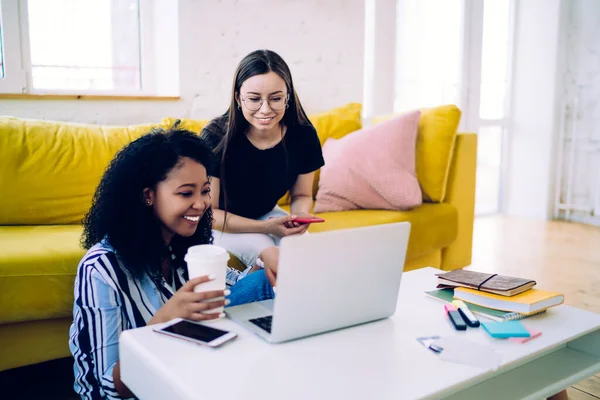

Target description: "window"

left=476, top=0, right=512, bottom=214
left=479, top=0, right=511, bottom=120
left=395, top=0, right=464, bottom=112
left=0, top=0, right=24, bottom=93
left=395, top=0, right=514, bottom=215
left=0, top=0, right=178, bottom=96
left=28, top=0, right=141, bottom=92
left=0, top=3, right=4, bottom=79
left=476, top=126, right=504, bottom=214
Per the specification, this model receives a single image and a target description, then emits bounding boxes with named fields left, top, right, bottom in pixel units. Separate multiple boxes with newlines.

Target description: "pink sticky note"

left=509, top=328, right=541, bottom=343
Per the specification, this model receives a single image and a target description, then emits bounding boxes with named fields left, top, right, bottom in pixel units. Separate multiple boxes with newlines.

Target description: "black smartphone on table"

left=153, top=318, right=237, bottom=347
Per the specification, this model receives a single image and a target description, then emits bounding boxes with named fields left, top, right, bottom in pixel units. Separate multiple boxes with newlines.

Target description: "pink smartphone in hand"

left=292, top=217, right=325, bottom=224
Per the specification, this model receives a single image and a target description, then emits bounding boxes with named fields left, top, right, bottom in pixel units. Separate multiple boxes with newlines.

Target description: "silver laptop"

left=225, top=222, right=410, bottom=343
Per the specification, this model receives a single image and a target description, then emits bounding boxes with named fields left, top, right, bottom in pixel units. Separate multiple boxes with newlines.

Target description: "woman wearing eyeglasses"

left=201, top=49, right=324, bottom=286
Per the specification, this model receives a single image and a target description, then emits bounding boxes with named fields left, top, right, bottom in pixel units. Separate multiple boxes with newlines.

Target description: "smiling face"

left=144, top=157, right=211, bottom=244
left=237, top=71, right=288, bottom=133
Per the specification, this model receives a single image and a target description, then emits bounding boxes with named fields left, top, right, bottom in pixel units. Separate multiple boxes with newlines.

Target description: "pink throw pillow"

left=314, top=110, right=422, bottom=212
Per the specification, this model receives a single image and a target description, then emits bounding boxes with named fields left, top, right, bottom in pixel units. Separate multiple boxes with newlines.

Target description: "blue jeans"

left=226, top=269, right=274, bottom=307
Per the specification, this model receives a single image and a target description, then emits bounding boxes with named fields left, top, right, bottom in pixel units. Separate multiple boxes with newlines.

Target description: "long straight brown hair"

left=215, top=49, right=313, bottom=227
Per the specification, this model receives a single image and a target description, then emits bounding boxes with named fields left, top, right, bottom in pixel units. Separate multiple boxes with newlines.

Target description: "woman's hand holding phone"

left=149, top=276, right=228, bottom=325
left=285, top=212, right=325, bottom=228
left=292, top=216, right=325, bottom=225
left=264, top=215, right=308, bottom=237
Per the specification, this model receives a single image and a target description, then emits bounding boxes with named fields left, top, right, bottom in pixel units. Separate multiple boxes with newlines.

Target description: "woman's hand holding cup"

left=149, top=275, right=229, bottom=325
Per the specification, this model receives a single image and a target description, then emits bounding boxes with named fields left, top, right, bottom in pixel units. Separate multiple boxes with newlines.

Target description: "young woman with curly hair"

left=69, top=126, right=273, bottom=399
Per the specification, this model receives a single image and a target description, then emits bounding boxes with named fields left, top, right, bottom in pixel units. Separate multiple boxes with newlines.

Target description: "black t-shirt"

left=201, top=117, right=325, bottom=219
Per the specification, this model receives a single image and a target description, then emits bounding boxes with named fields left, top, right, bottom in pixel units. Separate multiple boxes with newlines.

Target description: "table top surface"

left=120, top=267, right=600, bottom=399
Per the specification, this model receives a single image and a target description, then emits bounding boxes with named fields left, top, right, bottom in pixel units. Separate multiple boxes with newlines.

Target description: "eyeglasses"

left=241, top=93, right=289, bottom=111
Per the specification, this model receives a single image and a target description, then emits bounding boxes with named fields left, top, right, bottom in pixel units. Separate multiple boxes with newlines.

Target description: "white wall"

left=503, top=0, right=564, bottom=219
left=556, top=0, right=600, bottom=226
left=0, top=0, right=364, bottom=125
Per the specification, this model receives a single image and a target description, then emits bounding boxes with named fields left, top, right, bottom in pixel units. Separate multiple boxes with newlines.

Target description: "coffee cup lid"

left=184, top=245, right=229, bottom=262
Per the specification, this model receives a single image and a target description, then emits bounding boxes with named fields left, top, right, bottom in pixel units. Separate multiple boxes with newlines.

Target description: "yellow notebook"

left=454, top=287, right=564, bottom=313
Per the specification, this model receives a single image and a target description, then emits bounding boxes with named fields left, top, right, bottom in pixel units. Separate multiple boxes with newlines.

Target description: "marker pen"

left=444, top=304, right=467, bottom=331
left=452, top=300, right=480, bottom=328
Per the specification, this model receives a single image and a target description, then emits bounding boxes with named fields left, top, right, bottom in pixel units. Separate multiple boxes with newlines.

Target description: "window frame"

left=0, top=0, right=26, bottom=93
left=474, top=0, right=516, bottom=215
left=457, top=0, right=516, bottom=215
left=0, top=0, right=157, bottom=96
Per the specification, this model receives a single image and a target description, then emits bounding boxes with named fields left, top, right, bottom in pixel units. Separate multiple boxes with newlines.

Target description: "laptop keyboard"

left=249, top=316, right=272, bottom=333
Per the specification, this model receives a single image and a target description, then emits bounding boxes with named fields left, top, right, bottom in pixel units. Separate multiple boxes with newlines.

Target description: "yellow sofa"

left=0, top=103, right=476, bottom=371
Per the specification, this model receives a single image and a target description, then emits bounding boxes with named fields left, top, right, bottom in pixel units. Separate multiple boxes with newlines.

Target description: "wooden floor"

left=468, top=216, right=600, bottom=399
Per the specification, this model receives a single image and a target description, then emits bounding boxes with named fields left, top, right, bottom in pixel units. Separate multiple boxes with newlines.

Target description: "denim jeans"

left=226, top=269, right=275, bottom=307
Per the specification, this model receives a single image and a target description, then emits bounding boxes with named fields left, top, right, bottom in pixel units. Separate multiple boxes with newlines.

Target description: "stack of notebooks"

left=426, top=270, right=564, bottom=322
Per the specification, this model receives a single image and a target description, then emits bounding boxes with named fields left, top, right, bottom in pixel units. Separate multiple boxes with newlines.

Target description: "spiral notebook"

left=454, top=287, right=564, bottom=313
left=425, top=289, right=547, bottom=322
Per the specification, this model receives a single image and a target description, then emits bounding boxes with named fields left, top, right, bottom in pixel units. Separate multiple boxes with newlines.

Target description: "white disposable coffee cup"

left=184, top=245, right=229, bottom=314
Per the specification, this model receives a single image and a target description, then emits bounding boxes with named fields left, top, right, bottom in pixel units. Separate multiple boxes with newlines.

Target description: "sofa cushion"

left=309, top=103, right=363, bottom=146
left=0, top=318, right=72, bottom=371
left=283, top=203, right=458, bottom=261
left=278, top=103, right=364, bottom=204
left=0, top=225, right=84, bottom=323
left=161, top=117, right=210, bottom=134
left=277, top=103, right=363, bottom=204
left=373, top=105, right=461, bottom=203
left=314, top=110, right=422, bottom=212
left=307, top=103, right=363, bottom=199
left=0, top=116, right=162, bottom=225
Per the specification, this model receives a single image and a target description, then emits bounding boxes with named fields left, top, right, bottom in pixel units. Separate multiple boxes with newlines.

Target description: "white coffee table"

left=120, top=267, right=600, bottom=400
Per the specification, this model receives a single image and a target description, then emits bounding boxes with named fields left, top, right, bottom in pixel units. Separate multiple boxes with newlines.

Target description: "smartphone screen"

left=161, top=320, right=230, bottom=343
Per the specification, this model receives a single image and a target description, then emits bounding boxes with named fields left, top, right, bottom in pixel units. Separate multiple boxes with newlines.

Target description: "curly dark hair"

left=82, top=124, right=215, bottom=279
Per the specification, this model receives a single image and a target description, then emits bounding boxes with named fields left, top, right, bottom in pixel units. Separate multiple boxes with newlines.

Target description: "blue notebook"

left=481, top=321, right=531, bottom=338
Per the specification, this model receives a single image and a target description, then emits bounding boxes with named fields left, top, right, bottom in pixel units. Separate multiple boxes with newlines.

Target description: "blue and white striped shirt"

left=69, top=239, right=246, bottom=399
left=68, top=241, right=187, bottom=399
